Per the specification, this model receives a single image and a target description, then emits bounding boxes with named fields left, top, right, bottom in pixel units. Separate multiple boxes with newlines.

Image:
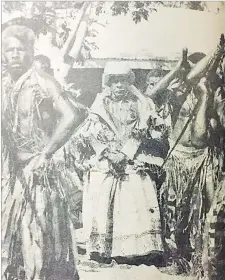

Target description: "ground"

left=76, top=229, right=194, bottom=280
left=78, top=256, right=194, bottom=280
left=1, top=229, right=195, bottom=280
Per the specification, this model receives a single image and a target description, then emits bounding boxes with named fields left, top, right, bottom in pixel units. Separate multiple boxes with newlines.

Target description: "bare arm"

left=191, top=78, right=212, bottom=148
left=146, top=48, right=189, bottom=106
left=187, top=36, right=224, bottom=86
left=43, top=78, right=86, bottom=158
left=30, top=72, right=87, bottom=171
left=147, top=65, right=179, bottom=100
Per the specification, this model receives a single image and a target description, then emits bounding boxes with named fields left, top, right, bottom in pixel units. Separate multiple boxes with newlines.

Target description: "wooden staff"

left=62, top=3, right=91, bottom=68
left=54, top=2, right=92, bottom=85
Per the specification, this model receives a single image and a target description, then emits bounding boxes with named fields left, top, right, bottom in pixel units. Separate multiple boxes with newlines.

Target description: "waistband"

left=169, top=140, right=208, bottom=157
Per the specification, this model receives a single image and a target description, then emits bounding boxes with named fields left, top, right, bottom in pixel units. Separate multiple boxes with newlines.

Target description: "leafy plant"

left=2, top=1, right=212, bottom=64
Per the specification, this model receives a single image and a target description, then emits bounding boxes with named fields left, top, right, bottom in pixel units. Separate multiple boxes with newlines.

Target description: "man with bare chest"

left=1, top=24, right=85, bottom=280
left=145, top=44, right=224, bottom=271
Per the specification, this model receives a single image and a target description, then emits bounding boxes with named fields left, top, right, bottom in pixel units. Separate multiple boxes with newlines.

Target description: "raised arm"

left=186, top=34, right=225, bottom=86
left=146, top=48, right=189, bottom=105
left=191, top=78, right=212, bottom=148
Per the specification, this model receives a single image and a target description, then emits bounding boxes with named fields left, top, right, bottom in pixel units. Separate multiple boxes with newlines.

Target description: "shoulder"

left=38, top=70, right=61, bottom=89
left=34, top=69, right=62, bottom=99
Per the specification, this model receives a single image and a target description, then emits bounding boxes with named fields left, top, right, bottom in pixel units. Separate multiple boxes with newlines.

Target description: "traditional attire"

left=67, top=85, right=169, bottom=264
left=160, top=86, right=215, bottom=272
left=202, top=178, right=225, bottom=280
left=161, top=143, right=211, bottom=263
left=1, top=68, right=79, bottom=280
left=201, top=85, right=225, bottom=280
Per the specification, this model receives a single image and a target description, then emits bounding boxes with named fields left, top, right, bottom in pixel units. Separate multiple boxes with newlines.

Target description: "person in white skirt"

left=68, top=62, right=170, bottom=266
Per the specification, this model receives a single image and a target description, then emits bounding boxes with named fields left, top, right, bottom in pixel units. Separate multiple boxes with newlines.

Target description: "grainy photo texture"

left=1, top=2, right=225, bottom=280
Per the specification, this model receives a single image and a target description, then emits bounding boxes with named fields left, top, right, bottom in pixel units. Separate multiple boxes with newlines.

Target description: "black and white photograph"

left=1, top=1, right=225, bottom=280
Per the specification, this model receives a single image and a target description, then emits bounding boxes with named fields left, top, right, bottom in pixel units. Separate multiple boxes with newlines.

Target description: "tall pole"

left=58, top=2, right=91, bottom=84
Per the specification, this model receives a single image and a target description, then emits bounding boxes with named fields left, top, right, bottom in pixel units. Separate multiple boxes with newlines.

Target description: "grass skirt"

left=160, top=145, right=211, bottom=272
left=2, top=156, right=79, bottom=280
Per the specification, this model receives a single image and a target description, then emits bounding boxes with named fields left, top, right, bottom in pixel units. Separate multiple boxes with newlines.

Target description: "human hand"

left=107, top=151, right=127, bottom=165
left=132, top=128, right=148, bottom=140
left=195, top=77, right=212, bottom=99
left=175, top=48, right=189, bottom=70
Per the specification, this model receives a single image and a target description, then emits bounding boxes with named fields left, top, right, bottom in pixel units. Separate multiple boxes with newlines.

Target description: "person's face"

left=3, top=37, right=31, bottom=77
left=109, top=76, right=130, bottom=97
left=147, top=76, right=161, bottom=90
